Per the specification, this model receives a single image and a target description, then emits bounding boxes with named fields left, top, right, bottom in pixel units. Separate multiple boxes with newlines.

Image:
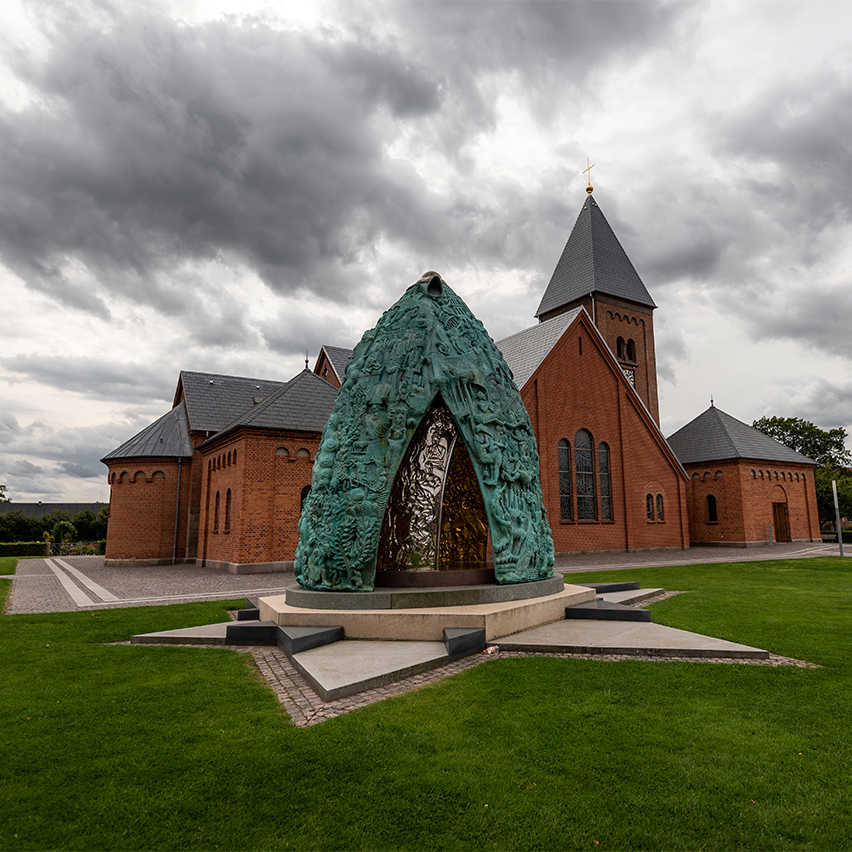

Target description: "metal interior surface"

left=376, top=398, right=489, bottom=580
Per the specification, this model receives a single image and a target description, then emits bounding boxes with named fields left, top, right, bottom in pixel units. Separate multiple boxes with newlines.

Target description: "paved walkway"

left=5, top=556, right=295, bottom=614
left=3, top=543, right=843, bottom=614
left=556, top=542, right=842, bottom=573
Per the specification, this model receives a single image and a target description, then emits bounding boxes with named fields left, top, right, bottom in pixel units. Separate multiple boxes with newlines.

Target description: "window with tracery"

left=598, top=442, right=612, bottom=521
left=558, top=439, right=572, bottom=521
left=646, top=493, right=654, bottom=521
left=575, top=429, right=596, bottom=520
left=656, top=493, right=664, bottom=522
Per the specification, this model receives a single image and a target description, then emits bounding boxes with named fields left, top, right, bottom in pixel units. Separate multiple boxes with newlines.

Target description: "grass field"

left=0, top=557, right=849, bottom=850
left=0, top=556, right=35, bottom=575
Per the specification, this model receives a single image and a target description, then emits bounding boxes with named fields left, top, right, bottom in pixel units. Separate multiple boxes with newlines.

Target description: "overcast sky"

left=1, top=0, right=850, bottom=502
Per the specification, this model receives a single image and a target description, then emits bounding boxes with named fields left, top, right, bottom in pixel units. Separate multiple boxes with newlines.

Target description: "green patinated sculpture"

left=295, top=272, right=555, bottom=591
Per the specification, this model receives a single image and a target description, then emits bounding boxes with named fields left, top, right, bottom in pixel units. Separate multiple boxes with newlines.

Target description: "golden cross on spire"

left=583, top=156, right=595, bottom=194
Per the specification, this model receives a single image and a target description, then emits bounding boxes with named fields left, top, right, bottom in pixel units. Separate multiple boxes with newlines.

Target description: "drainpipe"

left=172, top=457, right=183, bottom=564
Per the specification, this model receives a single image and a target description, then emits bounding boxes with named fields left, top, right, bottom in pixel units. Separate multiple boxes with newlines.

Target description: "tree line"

left=0, top=506, right=109, bottom=543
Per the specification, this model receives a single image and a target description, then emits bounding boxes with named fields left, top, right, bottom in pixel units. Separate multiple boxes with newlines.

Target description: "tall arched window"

left=558, top=439, right=572, bottom=521
left=224, top=489, right=232, bottom=533
left=706, top=494, right=718, bottom=523
left=616, top=336, right=626, bottom=360
left=656, top=493, right=664, bottom=522
left=213, top=491, right=220, bottom=533
left=575, top=429, right=596, bottom=520
left=598, top=442, right=612, bottom=521
left=646, top=493, right=654, bottom=521
left=626, top=339, right=636, bottom=362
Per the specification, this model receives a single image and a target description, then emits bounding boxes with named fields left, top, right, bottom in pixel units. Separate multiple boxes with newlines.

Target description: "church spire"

left=535, top=193, right=656, bottom=320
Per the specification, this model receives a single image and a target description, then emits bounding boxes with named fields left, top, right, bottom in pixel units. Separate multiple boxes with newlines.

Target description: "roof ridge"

left=496, top=308, right=578, bottom=346
left=180, top=368, right=287, bottom=384
left=707, top=405, right=740, bottom=459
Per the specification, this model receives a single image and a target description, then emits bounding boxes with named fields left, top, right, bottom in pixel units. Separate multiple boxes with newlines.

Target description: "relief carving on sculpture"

left=295, top=271, right=554, bottom=591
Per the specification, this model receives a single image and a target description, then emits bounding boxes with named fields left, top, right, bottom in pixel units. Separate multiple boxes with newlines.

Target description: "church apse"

left=295, top=272, right=555, bottom=591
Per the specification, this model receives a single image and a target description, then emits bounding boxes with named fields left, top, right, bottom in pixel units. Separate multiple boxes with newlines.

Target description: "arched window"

left=224, top=489, right=231, bottom=533
left=233, top=450, right=237, bottom=464
left=616, top=336, right=626, bottom=360
left=646, top=493, right=654, bottom=521
left=276, top=447, right=289, bottom=458
left=706, top=494, right=718, bottom=523
left=575, top=429, right=596, bottom=520
left=300, top=484, right=312, bottom=513
left=598, top=442, right=612, bottom=521
left=296, top=448, right=310, bottom=459
left=751, top=469, right=756, bottom=478
left=558, top=439, right=572, bottom=521
left=626, top=339, right=636, bottom=362
left=213, top=491, right=220, bottom=533
left=656, top=493, right=664, bottom=522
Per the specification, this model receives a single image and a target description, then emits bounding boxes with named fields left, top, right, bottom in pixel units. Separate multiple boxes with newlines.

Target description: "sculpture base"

left=374, top=567, right=495, bottom=588
left=286, top=574, right=564, bottom=610
left=258, top=581, right=595, bottom=642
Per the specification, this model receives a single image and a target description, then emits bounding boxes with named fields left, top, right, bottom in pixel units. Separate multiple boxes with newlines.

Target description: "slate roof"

left=535, top=194, right=656, bottom=317
left=177, top=370, right=288, bottom=433
left=102, top=401, right=193, bottom=461
left=666, top=406, right=815, bottom=466
left=321, top=345, right=354, bottom=382
left=0, top=502, right=108, bottom=519
left=496, top=308, right=581, bottom=388
left=201, top=369, right=339, bottom=446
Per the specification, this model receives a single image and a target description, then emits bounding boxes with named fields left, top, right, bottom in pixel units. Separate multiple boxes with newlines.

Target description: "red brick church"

left=101, top=192, right=821, bottom=569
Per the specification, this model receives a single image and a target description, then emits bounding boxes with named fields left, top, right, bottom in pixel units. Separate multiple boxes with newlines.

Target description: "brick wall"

left=685, top=460, right=821, bottom=545
left=593, top=296, right=659, bottom=423
left=524, top=313, right=688, bottom=555
left=104, top=458, right=191, bottom=562
left=199, top=430, right=320, bottom=567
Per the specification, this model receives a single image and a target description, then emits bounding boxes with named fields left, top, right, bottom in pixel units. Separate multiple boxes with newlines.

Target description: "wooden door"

left=772, top=502, right=791, bottom=542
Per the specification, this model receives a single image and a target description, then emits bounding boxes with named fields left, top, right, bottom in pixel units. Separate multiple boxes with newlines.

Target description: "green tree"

left=752, top=417, right=851, bottom=467
left=753, top=416, right=852, bottom=525
left=52, top=520, right=77, bottom=544
left=814, top=465, right=852, bottom=525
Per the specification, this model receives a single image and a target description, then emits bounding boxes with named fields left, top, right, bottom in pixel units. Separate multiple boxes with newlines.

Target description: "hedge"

left=0, top=541, right=48, bottom=557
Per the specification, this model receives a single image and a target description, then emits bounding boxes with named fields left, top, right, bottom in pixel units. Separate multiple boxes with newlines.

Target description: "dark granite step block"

left=277, top=625, right=344, bottom=655
left=565, top=600, right=651, bottom=622
left=443, top=627, right=486, bottom=658
left=236, top=607, right=261, bottom=621
left=577, top=581, right=641, bottom=593
left=225, top=621, right=280, bottom=645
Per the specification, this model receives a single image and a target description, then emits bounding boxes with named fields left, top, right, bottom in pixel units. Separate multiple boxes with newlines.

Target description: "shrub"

left=0, top=541, right=48, bottom=557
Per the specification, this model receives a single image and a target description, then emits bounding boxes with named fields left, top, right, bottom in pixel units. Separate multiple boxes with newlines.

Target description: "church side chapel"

left=101, top=182, right=821, bottom=570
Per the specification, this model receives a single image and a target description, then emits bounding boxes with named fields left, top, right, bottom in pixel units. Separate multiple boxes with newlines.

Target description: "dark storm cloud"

left=0, top=0, right=683, bottom=321
left=2, top=355, right=175, bottom=402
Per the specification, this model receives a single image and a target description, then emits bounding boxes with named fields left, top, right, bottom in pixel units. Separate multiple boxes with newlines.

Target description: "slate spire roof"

left=535, top=194, right=656, bottom=318
left=667, top=405, right=815, bottom=466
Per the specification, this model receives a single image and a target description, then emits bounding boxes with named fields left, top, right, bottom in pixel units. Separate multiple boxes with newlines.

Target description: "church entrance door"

left=772, top=502, right=791, bottom=543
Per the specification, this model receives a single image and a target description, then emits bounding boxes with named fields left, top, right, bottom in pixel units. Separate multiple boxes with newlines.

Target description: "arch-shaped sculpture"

left=295, top=272, right=554, bottom=591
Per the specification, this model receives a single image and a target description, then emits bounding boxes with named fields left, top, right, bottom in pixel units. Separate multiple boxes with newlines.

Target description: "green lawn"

left=0, top=556, right=34, bottom=575
left=0, top=558, right=849, bottom=850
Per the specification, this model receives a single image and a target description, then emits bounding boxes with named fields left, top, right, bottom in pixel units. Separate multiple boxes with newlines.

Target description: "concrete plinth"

left=258, top=582, right=595, bottom=641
